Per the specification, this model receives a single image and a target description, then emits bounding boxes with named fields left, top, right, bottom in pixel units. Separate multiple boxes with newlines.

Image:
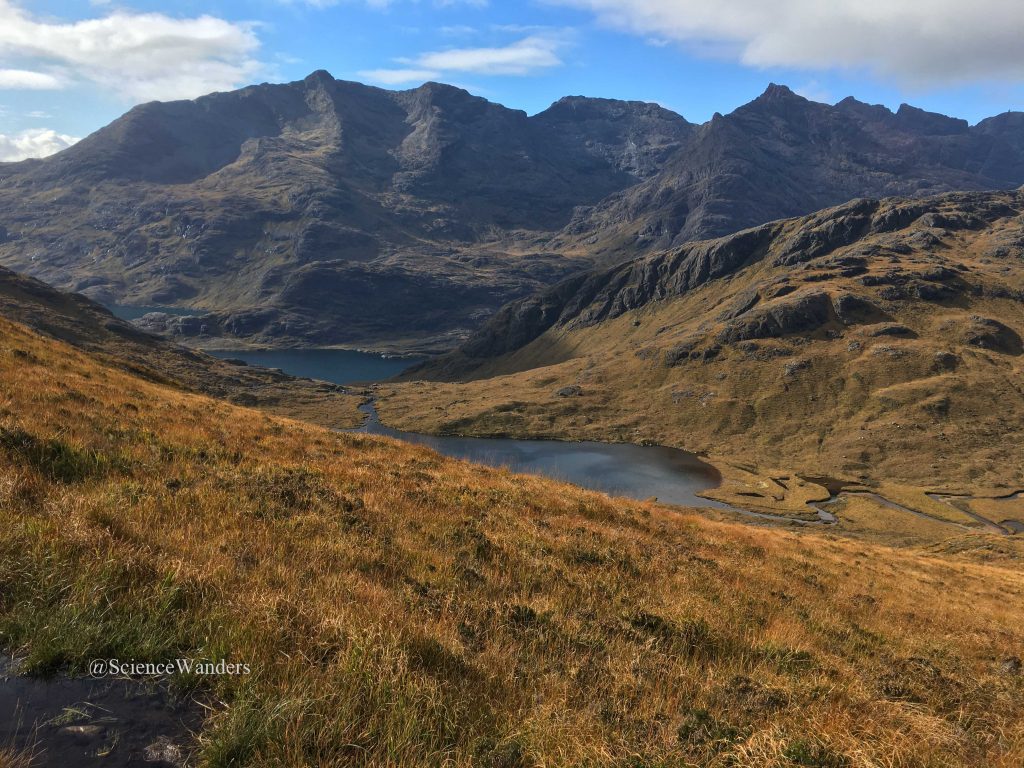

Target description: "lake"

left=199, top=347, right=731, bottom=508
left=106, top=304, right=199, bottom=321
left=358, top=401, right=731, bottom=509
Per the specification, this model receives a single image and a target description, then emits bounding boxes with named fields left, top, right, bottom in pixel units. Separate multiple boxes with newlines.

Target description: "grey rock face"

left=555, top=86, right=1024, bottom=263
left=717, top=292, right=834, bottom=343
left=2, top=75, right=1024, bottom=349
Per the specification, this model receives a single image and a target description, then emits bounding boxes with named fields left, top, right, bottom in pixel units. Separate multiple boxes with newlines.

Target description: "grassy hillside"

left=0, top=265, right=363, bottom=430
left=1, top=312, right=1024, bottom=766
left=381, top=192, right=1024, bottom=505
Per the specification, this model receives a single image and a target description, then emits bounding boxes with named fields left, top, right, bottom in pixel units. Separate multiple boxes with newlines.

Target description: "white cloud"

left=0, top=128, right=79, bottom=162
left=440, top=25, right=478, bottom=36
left=553, top=0, right=1024, bottom=85
left=415, top=36, right=562, bottom=75
left=363, top=34, right=566, bottom=84
left=0, top=68, right=61, bottom=89
left=0, top=1, right=262, bottom=102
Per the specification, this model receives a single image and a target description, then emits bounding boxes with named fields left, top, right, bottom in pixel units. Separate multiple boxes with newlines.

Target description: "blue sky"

left=1, top=0, right=1023, bottom=160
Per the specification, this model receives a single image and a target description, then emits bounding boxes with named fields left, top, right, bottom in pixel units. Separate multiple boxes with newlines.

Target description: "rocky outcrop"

left=417, top=190, right=1024, bottom=372
left=960, top=316, right=1023, bottom=354
left=716, top=292, right=835, bottom=343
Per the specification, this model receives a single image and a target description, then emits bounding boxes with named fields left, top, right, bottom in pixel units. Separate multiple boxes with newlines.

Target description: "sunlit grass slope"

left=1, top=314, right=1023, bottom=767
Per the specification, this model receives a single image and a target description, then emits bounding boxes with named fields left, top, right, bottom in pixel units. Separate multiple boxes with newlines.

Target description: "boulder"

left=832, top=293, right=887, bottom=325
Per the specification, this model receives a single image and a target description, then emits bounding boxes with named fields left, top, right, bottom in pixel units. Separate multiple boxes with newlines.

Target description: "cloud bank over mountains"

left=0, top=128, right=79, bottom=162
left=555, top=0, right=1024, bottom=84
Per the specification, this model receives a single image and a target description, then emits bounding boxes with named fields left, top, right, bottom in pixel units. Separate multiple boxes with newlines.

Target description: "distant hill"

left=387, top=189, right=1024, bottom=490
left=0, top=74, right=1021, bottom=350
left=0, top=265, right=362, bottom=428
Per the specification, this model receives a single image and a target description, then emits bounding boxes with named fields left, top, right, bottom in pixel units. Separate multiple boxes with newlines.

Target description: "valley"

left=378, top=189, right=1024, bottom=521
left=1, top=66, right=1023, bottom=768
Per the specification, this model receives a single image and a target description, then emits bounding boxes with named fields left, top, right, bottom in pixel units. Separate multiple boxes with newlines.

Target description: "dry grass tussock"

left=1, top=315, right=1023, bottom=767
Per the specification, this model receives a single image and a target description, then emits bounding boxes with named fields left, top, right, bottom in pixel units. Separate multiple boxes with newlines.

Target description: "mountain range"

left=0, top=72, right=1022, bottom=351
left=2, top=72, right=1024, bottom=768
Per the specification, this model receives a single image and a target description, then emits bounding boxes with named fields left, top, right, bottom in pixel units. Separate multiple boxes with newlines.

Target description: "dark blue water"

left=208, top=348, right=423, bottom=385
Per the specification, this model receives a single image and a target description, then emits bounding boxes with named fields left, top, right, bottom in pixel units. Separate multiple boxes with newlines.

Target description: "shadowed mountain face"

left=0, top=72, right=693, bottom=351
left=0, top=74, right=1021, bottom=351
left=552, top=86, right=1024, bottom=262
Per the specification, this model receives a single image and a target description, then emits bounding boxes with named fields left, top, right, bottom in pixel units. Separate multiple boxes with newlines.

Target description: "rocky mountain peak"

left=738, top=83, right=816, bottom=119
left=834, top=96, right=892, bottom=122
left=895, top=103, right=969, bottom=135
left=760, top=82, right=800, bottom=100
left=538, top=95, right=688, bottom=124
left=303, top=69, right=336, bottom=84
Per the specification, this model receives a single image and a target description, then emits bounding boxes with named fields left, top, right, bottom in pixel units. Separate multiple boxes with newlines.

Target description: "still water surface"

left=193, top=347, right=730, bottom=508
left=357, top=401, right=730, bottom=508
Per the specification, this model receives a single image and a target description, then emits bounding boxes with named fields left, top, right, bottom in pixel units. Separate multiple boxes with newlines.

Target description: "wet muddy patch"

left=1, top=658, right=202, bottom=767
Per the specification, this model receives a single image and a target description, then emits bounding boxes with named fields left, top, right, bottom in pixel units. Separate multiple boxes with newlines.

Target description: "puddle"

left=0, top=658, right=202, bottom=767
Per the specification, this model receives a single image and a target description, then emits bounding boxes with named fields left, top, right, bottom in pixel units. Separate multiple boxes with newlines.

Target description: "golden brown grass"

left=2, top=315, right=1024, bottom=766
left=0, top=265, right=365, bottom=431
left=0, top=746, right=36, bottom=768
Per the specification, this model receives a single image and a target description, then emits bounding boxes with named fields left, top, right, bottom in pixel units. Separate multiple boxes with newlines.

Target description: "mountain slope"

left=551, top=86, right=1024, bottom=262
left=0, top=72, right=692, bottom=351
left=0, top=265, right=362, bottom=428
left=1, top=76, right=1022, bottom=351
left=384, top=189, right=1024, bottom=491
left=1, top=294, right=1023, bottom=766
